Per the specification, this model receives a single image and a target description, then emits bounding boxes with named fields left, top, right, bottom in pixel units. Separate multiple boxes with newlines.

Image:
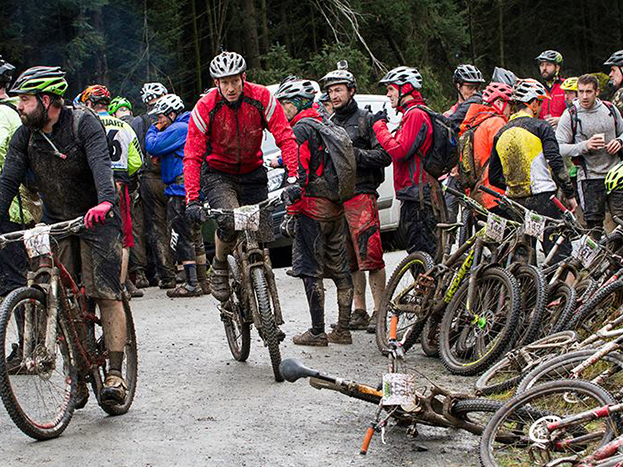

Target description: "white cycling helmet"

left=275, top=78, right=317, bottom=100
left=379, top=66, right=423, bottom=89
left=140, top=82, right=168, bottom=104
left=512, top=78, right=549, bottom=103
left=210, top=51, right=247, bottom=79
left=149, top=93, right=184, bottom=116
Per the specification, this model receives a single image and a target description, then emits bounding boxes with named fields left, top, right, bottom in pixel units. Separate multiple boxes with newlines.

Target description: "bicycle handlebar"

left=201, top=196, right=280, bottom=218
left=0, top=216, right=85, bottom=248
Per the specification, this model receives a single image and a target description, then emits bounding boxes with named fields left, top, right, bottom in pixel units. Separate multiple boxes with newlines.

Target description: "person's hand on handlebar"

left=186, top=201, right=206, bottom=224
left=565, top=197, right=578, bottom=214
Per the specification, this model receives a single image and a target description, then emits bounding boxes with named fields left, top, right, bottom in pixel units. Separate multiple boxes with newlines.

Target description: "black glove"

left=186, top=201, right=205, bottom=224
left=371, top=109, right=388, bottom=125
left=281, top=184, right=303, bottom=206
left=280, top=214, right=298, bottom=238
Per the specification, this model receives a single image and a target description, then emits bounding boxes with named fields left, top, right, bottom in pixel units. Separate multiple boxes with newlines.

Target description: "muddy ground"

left=0, top=251, right=483, bottom=467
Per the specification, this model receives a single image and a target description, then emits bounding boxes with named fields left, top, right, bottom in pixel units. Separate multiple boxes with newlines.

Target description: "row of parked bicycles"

left=282, top=181, right=623, bottom=466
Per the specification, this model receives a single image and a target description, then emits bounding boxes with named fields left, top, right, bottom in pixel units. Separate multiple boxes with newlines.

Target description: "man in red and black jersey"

left=183, top=51, right=298, bottom=302
left=276, top=78, right=354, bottom=347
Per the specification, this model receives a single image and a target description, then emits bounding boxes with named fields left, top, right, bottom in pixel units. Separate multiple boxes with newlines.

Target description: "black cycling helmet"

left=604, top=50, right=623, bottom=67
left=535, top=50, right=563, bottom=65
left=491, top=67, right=518, bottom=86
left=0, top=56, right=15, bottom=86
left=453, top=64, right=485, bottom=84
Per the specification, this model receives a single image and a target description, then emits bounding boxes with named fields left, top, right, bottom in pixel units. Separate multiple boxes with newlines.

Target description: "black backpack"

left=413, top=105, right=459, bottom=178
left=458, top=112, right=497, bottom=190
left=299, top=117, right=356, bottom=202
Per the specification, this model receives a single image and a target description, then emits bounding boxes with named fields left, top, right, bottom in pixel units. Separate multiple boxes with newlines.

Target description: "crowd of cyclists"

left=2, top=45, right=623, bottom=423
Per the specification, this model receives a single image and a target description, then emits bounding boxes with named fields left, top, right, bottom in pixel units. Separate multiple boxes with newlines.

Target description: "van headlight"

left=267, top=168, right=285, bottom=192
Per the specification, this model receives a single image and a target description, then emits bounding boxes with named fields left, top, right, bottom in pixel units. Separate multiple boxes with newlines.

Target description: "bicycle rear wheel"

left=222, top=255, right=251, bottom=362
left=479, top=380, right=619, bottom=467
left=376, top=251, right=435, bottom=353
left=251, top=267, right=283, bottom=382
left=543, top=281, right=576, bottom=337
left=89, top=295, right=138, bottom=416
left=568, top=279, right=623, bottom=340
left=439, top=267, right=521, bottom=376
left=0, top=286, right=77, bottom=439
left=511, top=264, right=547, bottom=347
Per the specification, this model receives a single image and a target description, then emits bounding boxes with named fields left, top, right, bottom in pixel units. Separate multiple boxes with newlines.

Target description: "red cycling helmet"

left=482, top=82, right=513, bottom=105
left=82, top=84, right=111, bottom=105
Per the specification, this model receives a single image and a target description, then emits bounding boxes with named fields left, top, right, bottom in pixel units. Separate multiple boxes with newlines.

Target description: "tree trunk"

left=259, top=0, right=270, bottom=54
left=468, top=0, right=476, bottom=64
left=498, top=0, right=504, bottom=67
left=91, top=7, right=109, bottom=83
left=239, top=0, right=261, bottom=69
left=191, top=0, right=203, bottom=95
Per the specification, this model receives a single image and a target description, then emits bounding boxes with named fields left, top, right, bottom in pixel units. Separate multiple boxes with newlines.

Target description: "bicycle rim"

left=223, top=256, right=251, bottom=361
left=480, top=380, right=619, bottom=467
left=0, top=286, right=76, bottom=439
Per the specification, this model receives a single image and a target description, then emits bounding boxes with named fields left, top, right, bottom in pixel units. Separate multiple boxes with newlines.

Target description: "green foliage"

left=248, top=45, right=304, bottom=85
left=306, top=43, right=373, bottom=92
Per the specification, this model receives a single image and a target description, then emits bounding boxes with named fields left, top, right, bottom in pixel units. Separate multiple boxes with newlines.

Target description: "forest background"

left=1, top=0, right=622, bottom=111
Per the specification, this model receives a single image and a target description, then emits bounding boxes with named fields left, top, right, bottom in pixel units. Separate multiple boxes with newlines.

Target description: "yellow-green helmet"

left=10, top=66, right=68, bottom=96
left=108, top=96, right=133, bottom=114
left=561, top=77, right=578, bottom=92
left=605, top=161, right=623, bottom=194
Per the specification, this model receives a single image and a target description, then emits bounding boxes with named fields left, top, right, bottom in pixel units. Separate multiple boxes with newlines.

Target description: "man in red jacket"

left=536, top=50, right=566, bottom=127
left=183, top=51, right=298, bottom=302
left=371, top=67, right=437, bottom=257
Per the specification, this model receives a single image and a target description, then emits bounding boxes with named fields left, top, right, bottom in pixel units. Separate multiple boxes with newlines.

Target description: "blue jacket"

left=145, top=111, right=190, bottom=197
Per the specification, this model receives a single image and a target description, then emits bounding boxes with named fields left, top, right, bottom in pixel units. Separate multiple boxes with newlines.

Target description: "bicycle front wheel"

left=480, top=380, right=619, bottom=467
left=511, top=264, right=547, bottom=347
left=439, top=267, right=521, bottom=376
left=0, top=286, right=77, bottom=439
left=222, top=255, right=251, bottom=362
left=251, top=267, right=283, bottom=382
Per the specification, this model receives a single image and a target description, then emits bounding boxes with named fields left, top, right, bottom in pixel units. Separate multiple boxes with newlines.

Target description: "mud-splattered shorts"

left=56, top=207, right=123, bottom=300
left=344, top=193, right=385, bottom=271
left=167, top=195, right=196, bottom=262
left=202, top=165, right=273, bottom=243
left=292, top=213, right=349, bottom=279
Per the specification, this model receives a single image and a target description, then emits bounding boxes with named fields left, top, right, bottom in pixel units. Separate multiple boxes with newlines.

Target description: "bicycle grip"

left=479, top=185, right=503, bottom=199
left=549, top=195, right=568, bottom=213
left=443, top=185, right=465, bottom=199
left=389, top=315, right=398, bottom=341
left=360, top=426, right=375, bottom=455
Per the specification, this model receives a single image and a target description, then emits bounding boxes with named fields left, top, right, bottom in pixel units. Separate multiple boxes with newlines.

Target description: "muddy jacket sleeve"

left=0, top=127, right=29, bottom=219
left=184, top=100, right=209, bottom=204
left=263, top=91, right=298, bottom=179
left=79, top=112, right=116, bottom=206
left=373, top=112, right=429, bottom=163
left=539, top=122, right=575, bottom=199
left=488, top=136, right=506, bottom=191
left=355, top=113, right=392, bottom=169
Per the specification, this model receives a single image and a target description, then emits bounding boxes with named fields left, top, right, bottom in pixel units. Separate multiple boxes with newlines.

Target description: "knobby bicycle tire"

left=0, top=286, right=77, bottom=440
left=479, top=380, right=619, bottom=467
left=545, top=281, right=577, bottom=337
left=419, top=313, right=440, bottom=358
left=516, top=349, right=623, bottom=396
left=251, top=267, right=283, bottom=382
left=96, top=296, right=139, bottom=416
left=222, top=255, right=251, bottom=362
left=567, top=278, right=623, bottom=339
left=376, top=251, right=435, bottom=353
left=511, top=264, right=548, bottom=347
left=439, top=267, right=521, bottom=376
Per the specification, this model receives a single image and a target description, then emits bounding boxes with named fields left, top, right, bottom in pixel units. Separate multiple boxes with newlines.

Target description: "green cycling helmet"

left=10, top=66, right=68, bottom=96
left=605, top=161, right=623, bottom=194
left=108, top=96, right=133, bottom=114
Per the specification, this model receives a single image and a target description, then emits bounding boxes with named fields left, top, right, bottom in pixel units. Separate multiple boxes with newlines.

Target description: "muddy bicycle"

left=0, top=217, right=138, bottom=440
left=203, top=197, right=285, bottom=381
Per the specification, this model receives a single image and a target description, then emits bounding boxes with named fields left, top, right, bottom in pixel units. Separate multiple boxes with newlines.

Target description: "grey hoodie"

left=556, top=98, right=623, bottom=180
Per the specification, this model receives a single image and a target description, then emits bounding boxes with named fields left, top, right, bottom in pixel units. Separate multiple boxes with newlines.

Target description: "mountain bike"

left=203, top=197, right=285, bottom=382
left=0, top=217, right=138, bottom=440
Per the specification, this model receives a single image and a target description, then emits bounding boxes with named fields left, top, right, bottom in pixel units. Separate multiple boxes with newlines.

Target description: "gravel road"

left=0, top=251, right=483, bottom=467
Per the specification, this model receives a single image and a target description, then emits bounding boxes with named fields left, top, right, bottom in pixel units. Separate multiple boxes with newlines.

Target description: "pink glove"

left=84, top=201, right=113, bottom=230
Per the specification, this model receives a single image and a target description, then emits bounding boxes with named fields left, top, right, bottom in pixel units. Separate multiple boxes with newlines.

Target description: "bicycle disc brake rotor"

left=529, top=415, right=561, bottom=444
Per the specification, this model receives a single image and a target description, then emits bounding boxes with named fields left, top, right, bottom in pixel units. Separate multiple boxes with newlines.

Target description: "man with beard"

left=604, top=50, right=623, bottom=115
left=0, top=66, right=129, bottom=408
left=320, top=63, right=391, bottom=334
left=536, top=50, right=566, bottom=128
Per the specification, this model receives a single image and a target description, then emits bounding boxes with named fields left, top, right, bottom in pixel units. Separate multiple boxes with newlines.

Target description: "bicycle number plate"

left=524, top=210, right=545, bottom=239
left=23, top=226, right=52, bottom=258
left=572, top=234, right=599, bottom=268
left=382, top=373, right=416, bottom=406
left=234, top=205, right=260, bottom=231
left=485, top=213, right=506, bottom=242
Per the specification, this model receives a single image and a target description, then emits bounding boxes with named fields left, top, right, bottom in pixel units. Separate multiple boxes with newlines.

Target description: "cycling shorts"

left=167, top=195, right=195, bottom=262
left=343, top=194, right=384, bottom=271
left=56, top=207, right=123, bottom=300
